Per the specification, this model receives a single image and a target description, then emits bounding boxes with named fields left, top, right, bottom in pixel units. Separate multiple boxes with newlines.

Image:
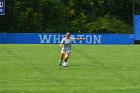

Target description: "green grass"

left=0, top=44, right=140, bottom=93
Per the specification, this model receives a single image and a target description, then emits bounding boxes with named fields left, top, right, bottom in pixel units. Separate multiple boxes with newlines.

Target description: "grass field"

left=0, top=44, right=140, bottom=93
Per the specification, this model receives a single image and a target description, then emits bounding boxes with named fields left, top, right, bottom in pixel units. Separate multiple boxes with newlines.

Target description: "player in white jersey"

left=59, top=32, right=85, bottom=67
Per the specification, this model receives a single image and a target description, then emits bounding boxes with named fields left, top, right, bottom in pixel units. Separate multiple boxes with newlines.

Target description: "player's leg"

left=59, top=50, right=65, bottom=66
left=63, top=52, right=70, bottom=67
left=59, top=53, right=65, bottom=66
left=64, top=51, right=70, bottom=63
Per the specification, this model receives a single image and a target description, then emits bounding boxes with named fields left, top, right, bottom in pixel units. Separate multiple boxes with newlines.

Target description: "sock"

left=59, top=59, right=62, bottom=65
left=65, top=58, right=68, bottom=62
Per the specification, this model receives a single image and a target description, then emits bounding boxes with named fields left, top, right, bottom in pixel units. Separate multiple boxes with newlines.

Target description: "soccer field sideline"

left=0, top=45, right=140, bottom=93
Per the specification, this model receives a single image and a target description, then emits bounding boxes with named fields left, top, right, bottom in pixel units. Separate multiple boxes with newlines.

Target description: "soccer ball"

left=63, top=62, right=68, bottom=67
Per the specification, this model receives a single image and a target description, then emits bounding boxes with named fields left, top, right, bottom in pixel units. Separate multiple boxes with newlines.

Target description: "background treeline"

left=0, top=0, right=140, bottom=33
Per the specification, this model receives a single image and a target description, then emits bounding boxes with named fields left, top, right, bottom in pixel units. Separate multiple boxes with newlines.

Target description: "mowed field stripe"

left=74, top=46, right=139, bottom=86
left=3, top=47, right=66, bottom=84
left=0, top=84, right=140, bottom=90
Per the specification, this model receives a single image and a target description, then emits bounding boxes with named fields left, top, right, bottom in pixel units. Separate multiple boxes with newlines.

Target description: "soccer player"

left=59, top=32, right=85, bottom=67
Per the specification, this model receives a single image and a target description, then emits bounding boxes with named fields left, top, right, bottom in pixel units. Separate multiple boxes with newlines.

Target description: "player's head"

left=66, top=32, right=70, bottom=38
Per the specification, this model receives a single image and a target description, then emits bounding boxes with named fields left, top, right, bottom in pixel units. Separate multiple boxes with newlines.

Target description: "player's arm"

left=74, top=38, right=85, bottom=40
left=60, top=44, right=64, bottom=47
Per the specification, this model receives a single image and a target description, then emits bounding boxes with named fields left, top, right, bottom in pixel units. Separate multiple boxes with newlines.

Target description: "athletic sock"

left=64, top=58, right=68, bottom=62
left=65, top=59, right=67, bottom=62
left=59, top=59, right=62, bottom=66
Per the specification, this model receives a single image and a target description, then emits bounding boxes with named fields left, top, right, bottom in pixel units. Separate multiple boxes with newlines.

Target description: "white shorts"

left=61, top=49, right=71, bottom=54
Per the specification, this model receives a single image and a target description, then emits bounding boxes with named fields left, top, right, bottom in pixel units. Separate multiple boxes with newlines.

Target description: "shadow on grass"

left=70, top=64, right=95, bottom=67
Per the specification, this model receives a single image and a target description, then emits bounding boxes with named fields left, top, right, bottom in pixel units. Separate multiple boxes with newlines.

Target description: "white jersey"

left=60, top=37, right=75, bottom=50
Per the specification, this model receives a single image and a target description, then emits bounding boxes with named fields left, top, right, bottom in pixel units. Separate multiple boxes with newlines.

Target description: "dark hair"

left=66, top=32, right=70, bottom=34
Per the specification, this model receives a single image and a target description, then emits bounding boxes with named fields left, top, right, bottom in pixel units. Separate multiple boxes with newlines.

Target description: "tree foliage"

left=0, top=0, right=139, bottom=33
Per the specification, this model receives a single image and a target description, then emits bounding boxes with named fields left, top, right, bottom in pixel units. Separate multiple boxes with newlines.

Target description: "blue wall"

left=0, top=33, right=134, bottom=44
left=134, top=15, right=140, bottom=40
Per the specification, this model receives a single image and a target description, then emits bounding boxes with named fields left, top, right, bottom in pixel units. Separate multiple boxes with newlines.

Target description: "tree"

left=0, top=0, right=137, bottom=33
